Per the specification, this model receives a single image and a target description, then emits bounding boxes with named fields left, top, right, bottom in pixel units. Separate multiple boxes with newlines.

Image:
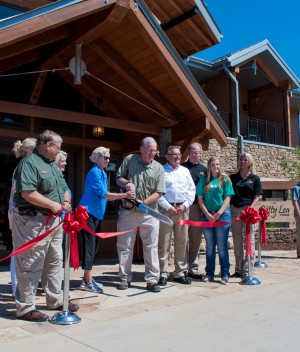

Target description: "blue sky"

left=196, top=0, right=300, bottom=79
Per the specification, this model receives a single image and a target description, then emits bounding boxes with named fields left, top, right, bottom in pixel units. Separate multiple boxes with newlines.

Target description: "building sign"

left=256, top=200, right=294, bottom=223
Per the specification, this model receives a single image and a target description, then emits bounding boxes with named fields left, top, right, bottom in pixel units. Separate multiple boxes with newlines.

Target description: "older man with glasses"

left=157, top=145, right=195, bottom=286
left=116, top=137, right=165, bottom=292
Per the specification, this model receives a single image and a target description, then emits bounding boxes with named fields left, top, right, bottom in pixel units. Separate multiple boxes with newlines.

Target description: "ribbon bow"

left=239, top=206, right=261, bottom=256
left=63, top=205, right=89, bottom=269
left=258, top=206, right=270, bottom=245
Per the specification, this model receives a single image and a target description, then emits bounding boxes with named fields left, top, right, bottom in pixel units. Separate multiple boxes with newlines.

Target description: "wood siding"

left=290, top=108, right=299, bottom=147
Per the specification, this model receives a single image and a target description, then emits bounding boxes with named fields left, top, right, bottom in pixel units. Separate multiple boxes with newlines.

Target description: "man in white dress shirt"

left=157, top=145, right=195, bottom=286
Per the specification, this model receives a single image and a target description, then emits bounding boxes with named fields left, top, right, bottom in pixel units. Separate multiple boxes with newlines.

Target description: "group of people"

left=82, top=137, right=264, bottom=292
left=8, top=130, right=264, bottom=322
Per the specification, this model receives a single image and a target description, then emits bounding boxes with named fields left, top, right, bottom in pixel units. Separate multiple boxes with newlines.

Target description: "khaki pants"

left=158, top=207, right=189, bottom=278
left=230, top=206, right=256, bottom=275
left=12, top=211, right=63, bottom=317
left=117, top=208, right=160, bottom=284
left=187, top=203, right=202, bottom=274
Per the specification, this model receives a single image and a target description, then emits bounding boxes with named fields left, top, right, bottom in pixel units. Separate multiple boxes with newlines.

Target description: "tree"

left=280, top=146, right=300, bottom=180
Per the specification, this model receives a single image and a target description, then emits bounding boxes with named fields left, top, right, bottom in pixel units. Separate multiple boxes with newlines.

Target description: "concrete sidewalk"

left=1, top=250, right=300, bottom=351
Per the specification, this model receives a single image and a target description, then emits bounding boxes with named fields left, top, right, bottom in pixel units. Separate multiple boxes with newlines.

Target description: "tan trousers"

left=230, top=206, right=256, bottom=275
left=12, top=211, right=63, bottom=317
left=158, top=207, right=189, bottom=279
left=187, top=203, right=203, bottom=274
left=117, top=208, right=160, bottom=284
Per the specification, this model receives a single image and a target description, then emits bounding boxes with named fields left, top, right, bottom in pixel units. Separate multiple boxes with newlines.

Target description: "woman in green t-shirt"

left=196, top=157, right=234, bottom=285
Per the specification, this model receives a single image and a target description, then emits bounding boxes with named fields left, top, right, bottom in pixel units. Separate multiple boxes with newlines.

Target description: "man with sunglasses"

left=116, top=137, right=165, bottom=292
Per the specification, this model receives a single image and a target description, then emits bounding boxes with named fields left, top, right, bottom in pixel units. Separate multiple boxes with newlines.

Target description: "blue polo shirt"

left=79, top=164, right=108, bottom=220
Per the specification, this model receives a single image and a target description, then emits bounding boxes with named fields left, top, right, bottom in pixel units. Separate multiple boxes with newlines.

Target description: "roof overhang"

left=0, top=0, right=228, bottom=150
left=142, top=0, right=222, bottom=58
left=186, top=40, right=300, bottom=91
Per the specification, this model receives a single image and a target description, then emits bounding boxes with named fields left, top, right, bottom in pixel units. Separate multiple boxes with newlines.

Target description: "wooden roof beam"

left=128, top=4, right=227, bottom=146
left=0, top=100, right=161, bottom=135
left=89, top=39, right=180, bottom=124
left=0, top=128, right=123, bottom=150
left=161, top=7, right=198, bottom=31
left=255, top=57, right=280, bottom=88
left=172, top=117, right=210, bottom=157
left=58, top=69, right=140, bottom=122
left=171, top=116, right=209, bottom=142
left=29, top=69, right=48, bottom=105
left=0, top=26, right=70, bottom=61
left=0, top=0, right=49, bottom=11
left=0, top=0, right=115, bottom=48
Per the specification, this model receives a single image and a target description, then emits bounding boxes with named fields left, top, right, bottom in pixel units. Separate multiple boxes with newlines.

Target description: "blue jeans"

left=201, top=208, right=231, bottom=278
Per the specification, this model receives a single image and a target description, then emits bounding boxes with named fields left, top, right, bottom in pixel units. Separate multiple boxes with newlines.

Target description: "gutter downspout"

left=223, top=64, right=244, bottom=154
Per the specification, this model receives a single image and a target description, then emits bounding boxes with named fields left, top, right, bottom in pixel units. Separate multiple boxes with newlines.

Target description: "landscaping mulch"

left=261, top=242, right=297, bottom=250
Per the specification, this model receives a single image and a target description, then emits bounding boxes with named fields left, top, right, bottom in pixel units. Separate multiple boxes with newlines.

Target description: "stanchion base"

left=239, top=276, right=261, bottom=286
left=49, top=310, right=81, bottom=325
left=254, top=261, right=268, bottom=268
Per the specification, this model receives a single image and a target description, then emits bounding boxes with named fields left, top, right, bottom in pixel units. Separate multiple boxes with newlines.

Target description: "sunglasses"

left=102, top=156, right=110, bottom=160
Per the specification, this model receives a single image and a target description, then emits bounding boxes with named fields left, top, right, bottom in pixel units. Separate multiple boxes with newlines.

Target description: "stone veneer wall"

left=200, top=138, right=297, bottom=178
left=197, top=138, right=298, bottom=244
left=265, top=228, right=296, bottom=244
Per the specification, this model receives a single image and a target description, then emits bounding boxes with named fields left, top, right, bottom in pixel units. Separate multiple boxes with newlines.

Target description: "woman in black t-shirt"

left=230, top=153, right=263, bottom=279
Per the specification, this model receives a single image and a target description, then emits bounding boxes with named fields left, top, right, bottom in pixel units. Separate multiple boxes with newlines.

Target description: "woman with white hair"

left=230, top=152, right=263, bottom=279
left=55, top=150, right=68, bottom=173
left=9, top=138, right=37, bottom=297
left=55, top=150, right=70, bottom=210
left=79, top=147, right=135, bottom=293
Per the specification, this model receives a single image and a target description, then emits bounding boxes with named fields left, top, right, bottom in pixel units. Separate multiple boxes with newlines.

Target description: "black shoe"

left=158, top=277, right=167, bottom=286
left=173, top=276, right=191, bottom=285
left=18, top=310, right=49, bottom=322
left=230, top=272, right=243, bottom=278
left=146, top=283, right=161, bottom=292
left=187, top=272, right=203, bottom=280
left=116, top=280, right=131, bottom=290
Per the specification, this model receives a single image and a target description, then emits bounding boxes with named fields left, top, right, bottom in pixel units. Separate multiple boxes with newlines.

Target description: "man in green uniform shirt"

left=116, top=137, right=165, bottom=292
left=12, top=130, right=78, bottom=322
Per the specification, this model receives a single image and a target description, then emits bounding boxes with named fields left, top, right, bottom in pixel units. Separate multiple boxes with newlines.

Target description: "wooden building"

left=186, top=39, right=300, bottom=148
left=0, top=0, right=228, bottom=258
left=186, top=40, right=300, bottom=195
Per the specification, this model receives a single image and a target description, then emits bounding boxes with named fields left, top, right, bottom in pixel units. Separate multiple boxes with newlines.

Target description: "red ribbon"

left=178, top=206, right=262, bottom=257
left=258, top=206, right=270, bottom=245
left=63, top=205, right=141, bottom=269
left=238, top=207, right=261, bottom=256
left=63, top=205, right=89, bottom=270
left=177, top=219, right=233, bottom=227
left=0, top=206, right=136, bottom=267
left=0, top=222, right=62, bottom=263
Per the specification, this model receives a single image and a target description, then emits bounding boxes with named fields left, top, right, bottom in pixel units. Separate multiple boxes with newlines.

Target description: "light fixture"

left=93, top=125, right=105, bottom=136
